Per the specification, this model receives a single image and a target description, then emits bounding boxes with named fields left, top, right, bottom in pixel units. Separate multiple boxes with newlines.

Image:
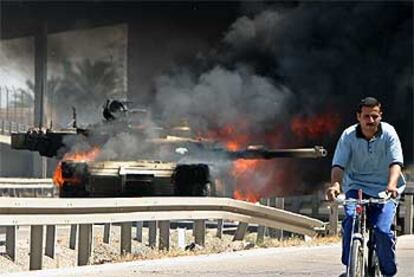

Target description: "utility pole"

left=33, top=20, right=48, bottom=178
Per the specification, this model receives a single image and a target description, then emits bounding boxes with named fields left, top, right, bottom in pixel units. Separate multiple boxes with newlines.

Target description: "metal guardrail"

left=0, top=178, right=52, bottom=184
left=0, top=196, right=325, bottom=270
left=0, top=120, right=29, bottom=136
left=0, top=178, right=55, bottom=197
left=0, top=134, right=10, bottom=145
left=0, top=120, right=31, bottom=145
left=0, top=197, right=324, bottom=235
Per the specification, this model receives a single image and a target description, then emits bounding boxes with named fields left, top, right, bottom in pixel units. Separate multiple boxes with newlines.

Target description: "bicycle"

left=335, top=189, right=396, bottom=277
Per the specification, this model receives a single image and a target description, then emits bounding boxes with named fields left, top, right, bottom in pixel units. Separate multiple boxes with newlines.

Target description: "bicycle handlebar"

left=334, top=192, right=397, bottom=205
left=335, top=197, right=392, bottom=205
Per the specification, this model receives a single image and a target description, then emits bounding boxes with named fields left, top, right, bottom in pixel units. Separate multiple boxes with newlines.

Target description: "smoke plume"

left=148, top=2, right=412, bottom=196
left=155, top=65, right=293, bottom=134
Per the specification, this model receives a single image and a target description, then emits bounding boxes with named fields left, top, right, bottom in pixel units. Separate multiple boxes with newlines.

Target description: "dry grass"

left=102, top=229, right=341, bottom=265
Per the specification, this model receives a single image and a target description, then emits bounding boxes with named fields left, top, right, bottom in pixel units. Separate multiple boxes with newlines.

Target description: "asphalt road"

left=6, top=235, right=414, bottom=277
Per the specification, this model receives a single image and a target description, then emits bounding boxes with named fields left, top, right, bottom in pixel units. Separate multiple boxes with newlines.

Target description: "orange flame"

left=233, top=189, right=261, bottom=203
left=290, top=112, right=341, bottom=140
left=203, top=116, right=340, bottom=202
left=52, top=164, right=64, bottom=186
left=231, top=159, right=262, bottom=202
left=204, top=123, right=283, bottom=203
left=53, top=147, right=101, bottom=186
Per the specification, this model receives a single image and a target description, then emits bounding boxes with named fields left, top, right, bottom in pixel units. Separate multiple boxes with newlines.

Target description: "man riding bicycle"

left=325, top=97, right=406, bottom=277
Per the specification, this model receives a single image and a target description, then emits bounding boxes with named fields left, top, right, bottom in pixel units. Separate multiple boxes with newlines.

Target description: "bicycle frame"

left=339, top=189, right=393, bottom=277
left=347, top=189, right=367, bottom=277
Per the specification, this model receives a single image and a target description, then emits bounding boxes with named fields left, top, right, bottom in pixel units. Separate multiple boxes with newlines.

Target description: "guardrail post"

left=148, top=221, right=157, bottom=248
left=158, top=220, right=170, bottom=251
left=404, top=194, right=413, bottom=234
left=103, top=223, right=111, bottom=243
left=45, top=225, right=56, bottom=258
left=135, top=221, right=143, bottom=242
left=256, top=223, right=265, bottom=244
left=78, top=224, right=92, bottom=266
left=120, top=222, right=132, bottom=255
left=233, top=222, right=248, bottom=241
left=329, top=203, right=339, bottom=236
left=6, top=226, right=16, bottom=261
left=257, top=198, right=269, bottom=243
left=177, top=228, right=186, bottom=249
left=194, top=219, right=205, bottom=246
left=266, top=198, right=276, bottom=237
left=216, top=219, right=223, bottom=238
left=311, top=193, right=320, bottom=217
left=69, top=224, right=77, bottom=249
left=274, top=197, right=285, bottom=240
left=30, top=225, right=44, bottom=270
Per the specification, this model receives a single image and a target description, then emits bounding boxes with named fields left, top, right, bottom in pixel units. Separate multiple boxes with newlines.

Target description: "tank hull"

left=58, top=160, right=213, bottom=197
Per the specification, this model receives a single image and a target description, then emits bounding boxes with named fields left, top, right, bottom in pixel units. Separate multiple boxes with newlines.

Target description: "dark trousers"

left=342, top=189, right=397, bottom=276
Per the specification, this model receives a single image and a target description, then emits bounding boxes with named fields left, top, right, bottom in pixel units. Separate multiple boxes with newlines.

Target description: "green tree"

left=51, top=58, right=124, bottom=125
left=56, top=59, right=122, bottom=102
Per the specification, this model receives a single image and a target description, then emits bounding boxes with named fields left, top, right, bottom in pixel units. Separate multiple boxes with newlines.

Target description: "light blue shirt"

left=332, top=122, right=406, bottom=197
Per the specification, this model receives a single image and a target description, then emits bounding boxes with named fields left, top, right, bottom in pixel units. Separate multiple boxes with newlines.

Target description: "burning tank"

left=11, top=99, right=328, bottom=198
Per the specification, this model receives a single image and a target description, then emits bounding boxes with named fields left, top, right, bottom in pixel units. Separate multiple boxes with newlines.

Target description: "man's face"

left=357, top=106, right=382, bottom=132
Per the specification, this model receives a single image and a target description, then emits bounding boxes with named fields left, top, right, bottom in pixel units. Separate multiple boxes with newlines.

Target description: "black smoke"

left=150, top=1, right=413, bottom=195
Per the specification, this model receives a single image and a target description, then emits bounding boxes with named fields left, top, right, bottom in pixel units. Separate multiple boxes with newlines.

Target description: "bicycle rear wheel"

left=349, top=239, right=365, bottom=277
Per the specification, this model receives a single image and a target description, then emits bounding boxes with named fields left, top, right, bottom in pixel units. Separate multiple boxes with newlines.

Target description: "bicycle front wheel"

left=349, top=239, right=365, bottom=277
left=368, top=247, right=381, bottom=277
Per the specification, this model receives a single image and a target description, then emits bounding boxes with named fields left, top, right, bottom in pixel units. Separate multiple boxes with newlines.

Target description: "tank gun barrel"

left=224, top=146, right=327, bottom=160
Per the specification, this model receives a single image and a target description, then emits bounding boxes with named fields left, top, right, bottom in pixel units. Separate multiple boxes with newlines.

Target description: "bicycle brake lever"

left=378, top=191, right=390, bottom=199
left=378, top=191, right=399, bottom=205
left=337, top=194, right=346, bottom=201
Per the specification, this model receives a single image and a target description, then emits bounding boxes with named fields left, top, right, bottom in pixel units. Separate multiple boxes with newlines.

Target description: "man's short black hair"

left=357, top=97, right=381, bottom=113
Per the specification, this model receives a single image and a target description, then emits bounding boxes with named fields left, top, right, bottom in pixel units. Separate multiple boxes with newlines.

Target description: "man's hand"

left=387, top=164, right=402, bottom=198
left=386, top=185, right=399, bottom=198
left=325, top=182, right=341, bottom=201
